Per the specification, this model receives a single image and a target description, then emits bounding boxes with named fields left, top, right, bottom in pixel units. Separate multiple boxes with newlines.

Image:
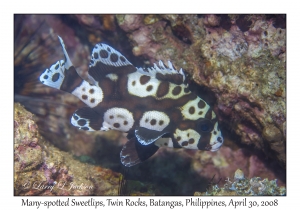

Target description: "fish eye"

left=200, top=123, right=210, bottom=131
left=197, top=119, right=213, bottom=133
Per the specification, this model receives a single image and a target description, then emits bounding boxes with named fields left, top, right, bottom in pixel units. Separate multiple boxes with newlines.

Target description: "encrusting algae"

left=194, top=169, right=286, bottom=196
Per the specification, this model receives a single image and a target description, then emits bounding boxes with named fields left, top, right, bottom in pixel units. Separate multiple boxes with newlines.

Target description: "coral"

left=116, top=14, right=286, bottom=167
left=14, top=103, right=120, bottom=195
left=194, top=169, right=286, bottom=196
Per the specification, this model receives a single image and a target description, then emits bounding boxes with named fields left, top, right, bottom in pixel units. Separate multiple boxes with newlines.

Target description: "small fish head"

left=195, top=114, right=223, bottom=152
left=173, top=111, right=223, bottom=151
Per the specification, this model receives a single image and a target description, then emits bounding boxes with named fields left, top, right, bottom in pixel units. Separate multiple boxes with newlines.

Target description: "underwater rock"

left=118, top=14, right=170, bottom=62
left=203, top=15, right=220, bottom=27
left=189, top=146, right=285, bottom=188
left=116, top=14, right=286, bottom=166
left=14, top=103, right=43, bottom=173
left=72, top=15, right=119, bottom=46
left=194, top=169, right=286, bottom=196
left=244, top=18, right=286, bottom=60
left=117, top=14, right=144, bottom=32
left=14, top=103, right=120, bottom=195
left=74, top=15, right=116, bottom=32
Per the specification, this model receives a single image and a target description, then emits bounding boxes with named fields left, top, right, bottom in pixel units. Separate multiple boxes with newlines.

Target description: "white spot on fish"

left=139, top=111, right=170, bottom=131
left=102, top=107, right=134, bottom=132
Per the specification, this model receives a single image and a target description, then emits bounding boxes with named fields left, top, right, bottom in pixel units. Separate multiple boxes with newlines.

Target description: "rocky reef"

left=116, top=14, right=286, bottom=167
left=14, top=103, right=120, bottom=195
left=194, top=169, right=286, bottom=196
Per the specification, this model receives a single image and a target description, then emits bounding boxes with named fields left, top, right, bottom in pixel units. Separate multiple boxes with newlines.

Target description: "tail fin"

left=39, top=36, right=74, bottom=90
left=39, top=59, right=66, bottom=90
left=39, top=36, right=103, bottom=108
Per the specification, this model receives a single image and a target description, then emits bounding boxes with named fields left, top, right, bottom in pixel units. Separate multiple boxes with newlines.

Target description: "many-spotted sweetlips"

left=39, top=36, right=223, bottom=167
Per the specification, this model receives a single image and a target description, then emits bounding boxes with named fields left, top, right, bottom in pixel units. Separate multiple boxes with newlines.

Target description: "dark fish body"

left=39, top=36, right=223, bottom=167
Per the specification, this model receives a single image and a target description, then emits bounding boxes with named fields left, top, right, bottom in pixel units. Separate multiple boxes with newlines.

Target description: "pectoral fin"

left=135, top=126, right=170, bottom=146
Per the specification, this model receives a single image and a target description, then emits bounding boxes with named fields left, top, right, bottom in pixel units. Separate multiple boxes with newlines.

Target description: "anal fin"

left=120, top=136, right=159, bottom=167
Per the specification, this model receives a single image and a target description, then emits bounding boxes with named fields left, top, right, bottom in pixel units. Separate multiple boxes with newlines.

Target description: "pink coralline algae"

left=116, top=14, right=286, bottom=167
left=14, top=103, right=120, bottom=196
left=202, top=25, right=248, bottom=61
left=244, top=19, right=286, bottom=60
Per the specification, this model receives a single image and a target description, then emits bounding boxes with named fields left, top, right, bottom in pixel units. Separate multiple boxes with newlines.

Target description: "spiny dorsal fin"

left=136, top=60, right=186, bottom=85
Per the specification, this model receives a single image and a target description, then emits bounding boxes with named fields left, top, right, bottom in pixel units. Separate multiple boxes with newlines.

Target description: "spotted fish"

left=39, top=36, right=223, bottom=167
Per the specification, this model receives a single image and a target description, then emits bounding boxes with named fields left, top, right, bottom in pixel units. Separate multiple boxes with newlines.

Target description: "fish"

left=39, top=36, right=223, bottom=167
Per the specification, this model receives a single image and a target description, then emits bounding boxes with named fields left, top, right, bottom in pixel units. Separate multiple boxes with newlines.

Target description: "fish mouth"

left=209, top=140, right=224, bottom=152
left=210, top=146, right=222, bottom=152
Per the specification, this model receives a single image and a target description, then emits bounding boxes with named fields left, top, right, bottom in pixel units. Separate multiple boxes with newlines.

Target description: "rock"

left=14, top=103, right=120, bottom=195
left=194, top=169, right=286, bottom=196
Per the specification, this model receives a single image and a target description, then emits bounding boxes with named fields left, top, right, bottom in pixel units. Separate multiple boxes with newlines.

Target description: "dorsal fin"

left=136, top=60, right=186, bottom=85
left=87, top=43, right=136, bottom=83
